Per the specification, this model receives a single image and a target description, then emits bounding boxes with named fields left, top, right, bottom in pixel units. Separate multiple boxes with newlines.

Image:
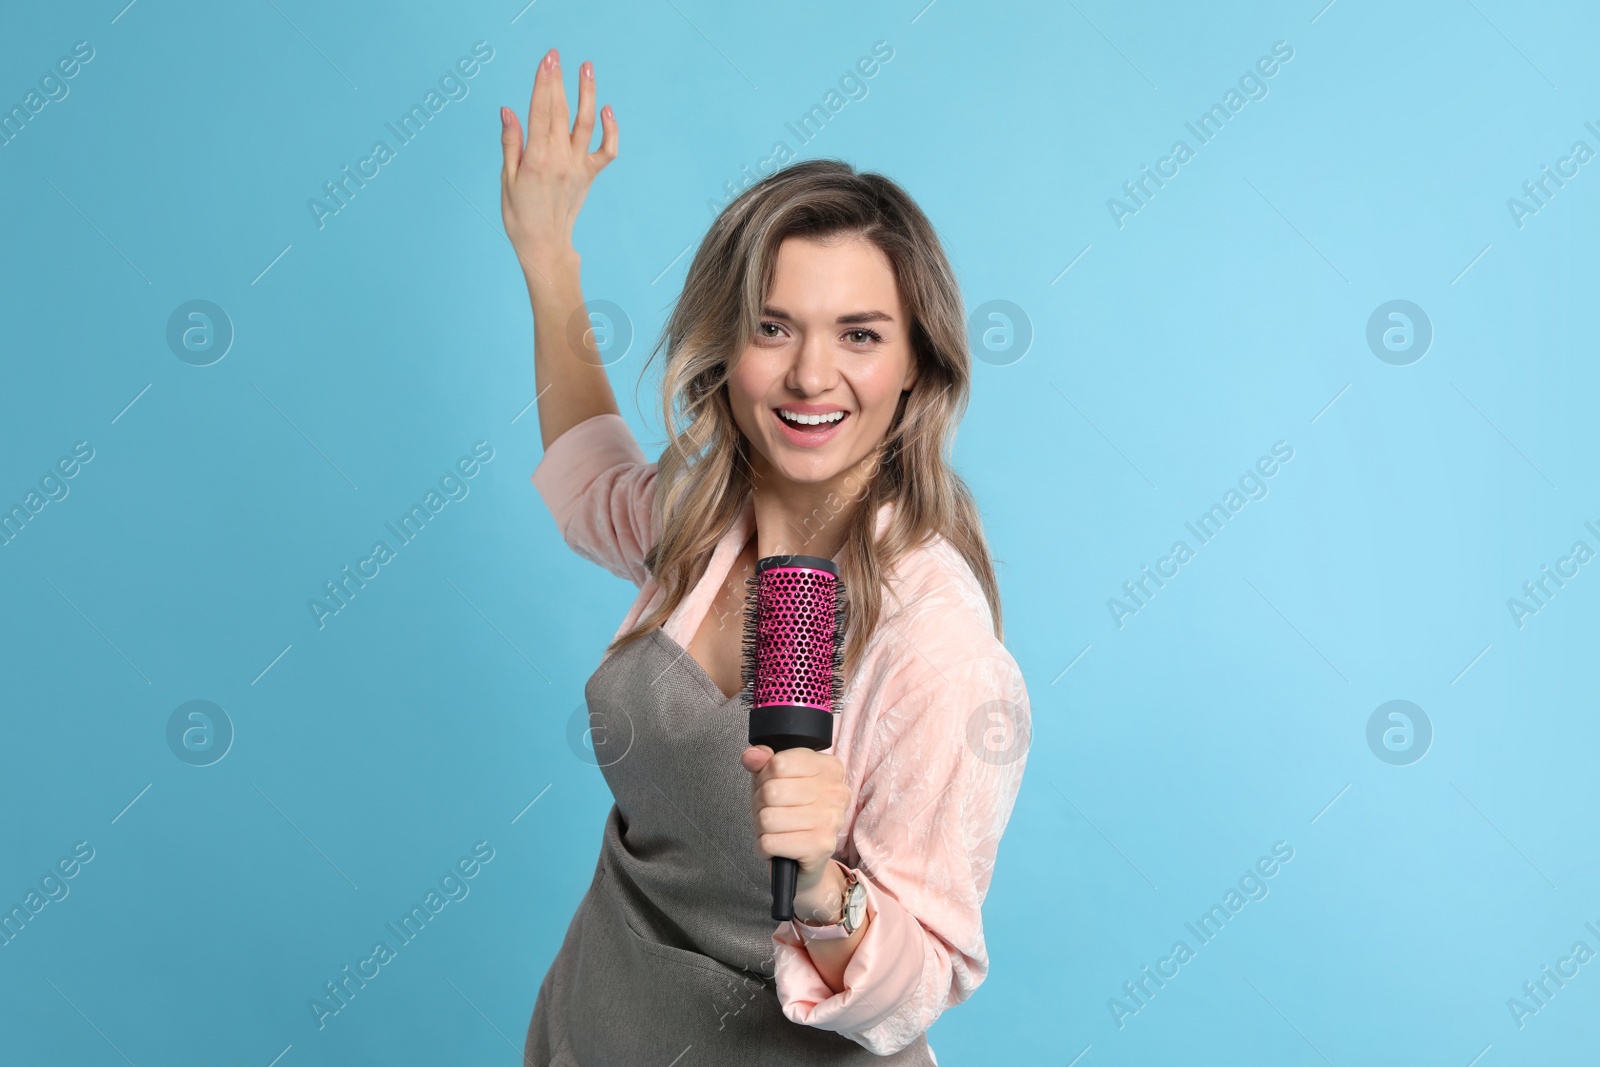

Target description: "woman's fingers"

left=752, top=761, right=848, bottom=824
left=547, top=51, right=571, bottom=139
left=520, top=49, right=613, bottom=174
left=499, top=106, right=523, bottom=177
left=526, top=48, right=555, bottom=148
left=591, top=103, right=618, bottom=172
left=570, top=60, right=619, bottom=171
left=755, top=776, right=805, bottom=808
left=570, top=60, right=597, bottom=155
left=760, top=748, right=834, bottom=782
left=756, top=829, right=838, bottom=866
left=755, top=805, right=820, bottom=835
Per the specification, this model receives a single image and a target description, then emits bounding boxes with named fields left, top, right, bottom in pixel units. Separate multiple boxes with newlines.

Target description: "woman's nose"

left=786, top=333, right=836, bottom=394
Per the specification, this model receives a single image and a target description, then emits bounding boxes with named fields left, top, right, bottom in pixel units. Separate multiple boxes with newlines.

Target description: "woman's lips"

left=772, top=408, right=849, bottom=448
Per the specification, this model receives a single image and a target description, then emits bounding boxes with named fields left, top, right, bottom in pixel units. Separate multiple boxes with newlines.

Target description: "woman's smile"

left=772, top=405, right=852, bottom=448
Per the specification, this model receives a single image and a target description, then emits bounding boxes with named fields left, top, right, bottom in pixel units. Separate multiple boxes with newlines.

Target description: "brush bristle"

left=738, top=571, right=762, bottom=709
left=827, top=576, right=849, bottom=713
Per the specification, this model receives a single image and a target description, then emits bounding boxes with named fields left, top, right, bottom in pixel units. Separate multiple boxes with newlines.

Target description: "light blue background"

left=2, top=0, right=1596, bottom=1064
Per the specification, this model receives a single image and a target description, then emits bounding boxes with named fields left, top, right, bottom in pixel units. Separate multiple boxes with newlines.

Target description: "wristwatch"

left=791, top=863, right=867, bottom=942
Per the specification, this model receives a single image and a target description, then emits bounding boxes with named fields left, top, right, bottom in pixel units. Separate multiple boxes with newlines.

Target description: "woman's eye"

left=756, top=324, right=881, bottom=344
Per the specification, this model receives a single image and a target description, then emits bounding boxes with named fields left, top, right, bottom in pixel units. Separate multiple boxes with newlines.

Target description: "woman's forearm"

left=793, top=858, right=870, bottom=993
left=525, top=251, right=620, bottom=451
left=497, top=46, right=621, bottom=452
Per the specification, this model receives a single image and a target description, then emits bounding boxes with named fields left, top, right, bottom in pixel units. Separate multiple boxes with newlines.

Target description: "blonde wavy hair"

left=612, top=158, right=1002, bottom=683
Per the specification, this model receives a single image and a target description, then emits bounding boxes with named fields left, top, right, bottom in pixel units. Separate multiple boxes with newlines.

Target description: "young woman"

left=501, top=48, right=1031, bottom=1066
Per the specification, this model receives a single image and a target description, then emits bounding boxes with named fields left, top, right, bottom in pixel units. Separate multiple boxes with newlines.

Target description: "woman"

left=502, top=48, right=1031, bottom=1066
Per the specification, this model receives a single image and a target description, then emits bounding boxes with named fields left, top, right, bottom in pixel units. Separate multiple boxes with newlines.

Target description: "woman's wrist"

left=790, top=860, right=870, bottom=992
left=521, top=245, right=581, bottom=296
left=792, top=858, right=848, bottom=925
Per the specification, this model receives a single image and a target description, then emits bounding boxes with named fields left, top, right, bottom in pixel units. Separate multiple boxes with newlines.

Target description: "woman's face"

left=727, top=234, right=919, bottom=491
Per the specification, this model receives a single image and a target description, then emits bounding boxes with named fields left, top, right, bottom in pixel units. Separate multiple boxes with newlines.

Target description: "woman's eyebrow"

left=761, top=306, right=895, bottom=325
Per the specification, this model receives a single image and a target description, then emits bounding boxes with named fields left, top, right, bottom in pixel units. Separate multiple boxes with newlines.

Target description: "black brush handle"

left=750, top=707, right=835, bottom=921
left=772, top=857, right=800, bottom=924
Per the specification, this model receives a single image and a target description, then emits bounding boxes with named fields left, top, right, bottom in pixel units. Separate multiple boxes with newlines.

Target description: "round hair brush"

left=740, top=553, right=848, bottom=922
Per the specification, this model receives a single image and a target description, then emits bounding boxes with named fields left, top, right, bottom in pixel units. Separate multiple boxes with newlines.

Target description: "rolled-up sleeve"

left=530, top=413, right=658, bottom=588
left=771, top=653, right=1032, bottom=1054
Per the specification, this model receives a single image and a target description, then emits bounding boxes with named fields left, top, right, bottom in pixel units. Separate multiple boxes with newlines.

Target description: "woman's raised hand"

left=499, top=48, right=617, bottom=280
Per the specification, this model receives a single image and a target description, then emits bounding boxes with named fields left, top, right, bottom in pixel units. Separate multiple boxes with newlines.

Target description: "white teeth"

left=778, top=409, right=845, bottom=426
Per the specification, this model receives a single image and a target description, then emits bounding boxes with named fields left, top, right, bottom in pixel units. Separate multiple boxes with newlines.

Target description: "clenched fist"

left=742, top=745, right=853, bottom=917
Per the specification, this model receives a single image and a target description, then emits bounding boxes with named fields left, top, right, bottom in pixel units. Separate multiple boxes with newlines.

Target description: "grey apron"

left=524, top=626, right=937, bottom=1066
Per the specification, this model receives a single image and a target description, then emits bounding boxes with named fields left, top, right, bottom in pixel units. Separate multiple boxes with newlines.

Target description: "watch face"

left=844, top=883, right=866, bottom=929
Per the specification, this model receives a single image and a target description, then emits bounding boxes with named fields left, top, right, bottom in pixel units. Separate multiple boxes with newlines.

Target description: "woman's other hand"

left=499, top=48, right=617, bottom=280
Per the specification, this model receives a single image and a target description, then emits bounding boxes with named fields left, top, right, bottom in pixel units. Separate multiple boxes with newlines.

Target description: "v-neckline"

left=655, top=495, right=894, bottom=706
left=650, top=626, right=743, bottom=706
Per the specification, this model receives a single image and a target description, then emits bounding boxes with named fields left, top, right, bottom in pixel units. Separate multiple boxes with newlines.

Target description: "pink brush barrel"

left=741, top=553, right=848, bottom=921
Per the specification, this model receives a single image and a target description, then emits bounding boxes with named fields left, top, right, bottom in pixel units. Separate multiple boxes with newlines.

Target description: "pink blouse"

left=530, top=412, right=1031, bottom=1057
